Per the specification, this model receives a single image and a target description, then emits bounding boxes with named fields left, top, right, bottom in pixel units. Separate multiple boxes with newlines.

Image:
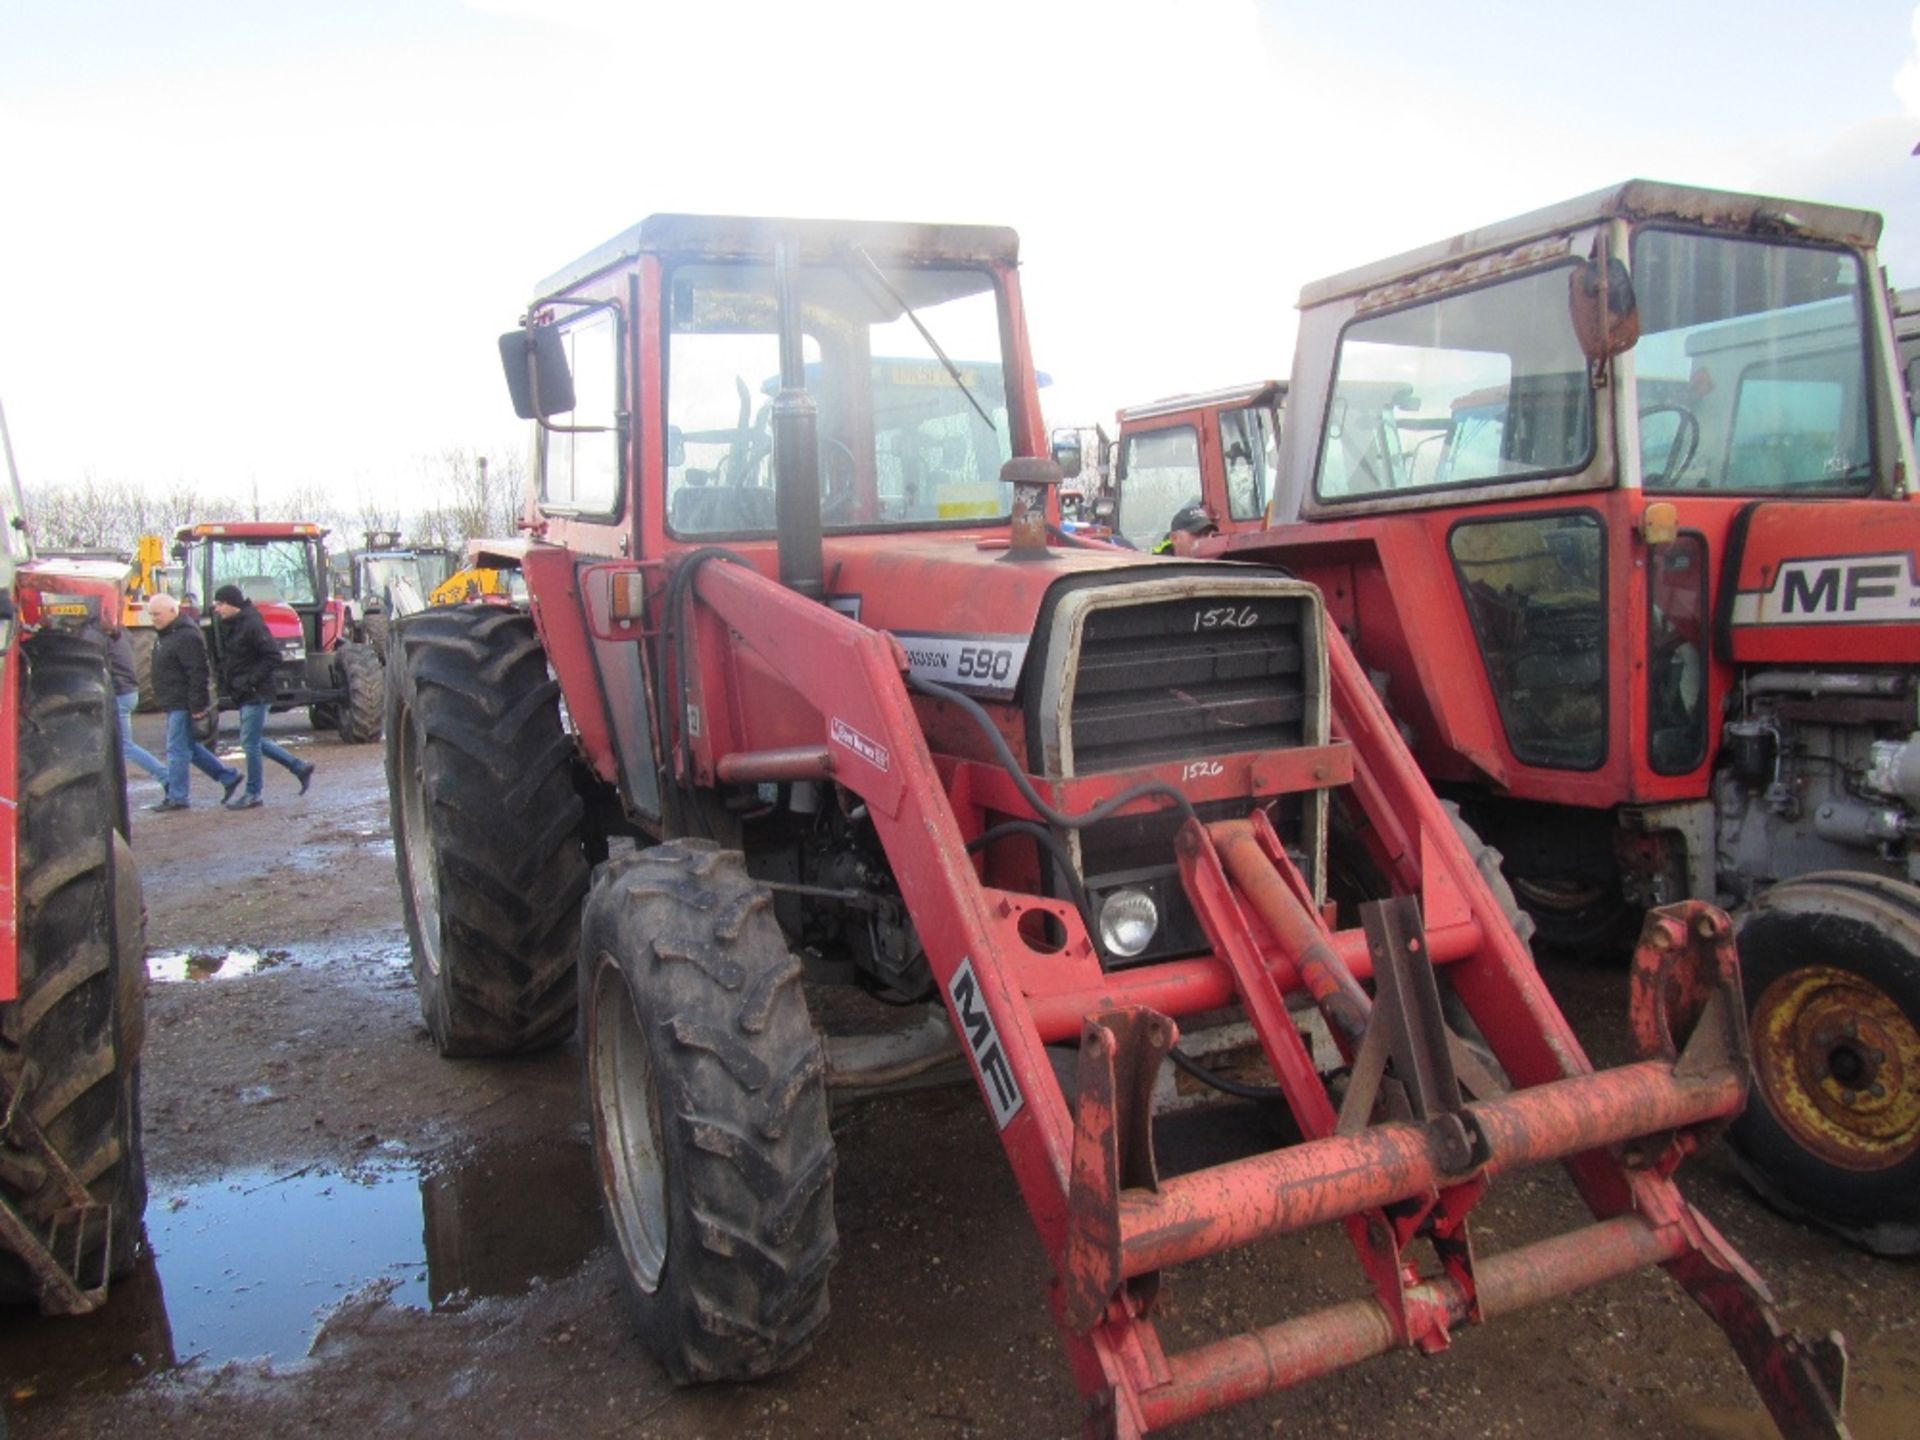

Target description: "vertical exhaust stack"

left=772, top=241, right=824, bottom=601
left=1000, top=457, right=1063, bottom=562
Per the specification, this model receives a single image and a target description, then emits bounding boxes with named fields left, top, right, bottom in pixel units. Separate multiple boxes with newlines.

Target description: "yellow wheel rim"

left=1750, top=964, right=1920, bottom=1172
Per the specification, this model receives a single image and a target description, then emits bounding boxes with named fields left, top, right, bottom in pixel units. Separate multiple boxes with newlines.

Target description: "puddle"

left=146, top=946, right=279, bottom=984
left=144, top=936, right=413, bottom=983
left=0, top=1137, right=604, bottom=1395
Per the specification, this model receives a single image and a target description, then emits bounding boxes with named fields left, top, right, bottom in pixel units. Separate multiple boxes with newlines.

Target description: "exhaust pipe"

left=772, top=240, right=824, bottom=601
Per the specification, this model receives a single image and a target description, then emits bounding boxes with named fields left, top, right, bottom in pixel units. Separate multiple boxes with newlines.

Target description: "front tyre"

left=334, top=642, right=383, bottom=745
left=583, top=840, right=836, bottom=1383
left=386, top=608, right=587, bottom=1056
left=0, top=629, right=148, bottom=1306
left=1729, top=873, right=1920, bottom=1255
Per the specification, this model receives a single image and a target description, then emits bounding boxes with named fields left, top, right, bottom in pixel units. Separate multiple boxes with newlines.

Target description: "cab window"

left=539, top=310, right=622, bottom=515
left=1218, top=406, right=1271, bottom=522
left=1632, top=228, right=1871, bottom=494
left=1116, top=425, right=1200, bottom=549
left=1316, top=264, right=1593, bottom=502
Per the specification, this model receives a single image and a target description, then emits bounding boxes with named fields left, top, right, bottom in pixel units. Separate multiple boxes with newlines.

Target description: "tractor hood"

left=254, top=601, right=306, bottom=645
left=818, top=533, right=1197, bottom=701
left=1720, top=499, right=1920, bottom=666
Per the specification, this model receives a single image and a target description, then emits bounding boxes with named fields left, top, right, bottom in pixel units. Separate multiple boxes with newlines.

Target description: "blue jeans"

left=238, top=701, right=305, bottom=798
left=164, top=710, right=240, bottom=805
left=115, top=691, right=168, bottom=783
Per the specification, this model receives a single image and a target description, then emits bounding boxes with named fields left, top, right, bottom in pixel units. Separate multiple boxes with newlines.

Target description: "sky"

left=3, top=0, right=1917, bottom=513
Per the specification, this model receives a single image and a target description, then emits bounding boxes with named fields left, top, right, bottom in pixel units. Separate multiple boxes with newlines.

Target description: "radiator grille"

left=1068, top=597, right=1308, bottom=774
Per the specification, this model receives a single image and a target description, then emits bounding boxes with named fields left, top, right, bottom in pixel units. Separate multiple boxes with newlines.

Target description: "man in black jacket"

left=211, top=584, right=314, bottom=808
left=146, top=593, right=241, bottom=812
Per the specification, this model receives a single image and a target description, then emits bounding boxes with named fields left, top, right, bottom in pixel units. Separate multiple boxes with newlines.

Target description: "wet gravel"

left=0, top=710, right=1912, bottom=1438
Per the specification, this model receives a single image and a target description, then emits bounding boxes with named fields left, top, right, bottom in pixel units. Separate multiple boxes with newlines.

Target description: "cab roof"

left=1119, top=380, right=1286, bottom=425
left=1299, top=180, right=1885, bottom=310
left=537, top=214, right=1021, bottom=302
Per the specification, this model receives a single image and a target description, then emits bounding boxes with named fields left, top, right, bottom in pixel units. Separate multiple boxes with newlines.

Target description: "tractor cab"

left=1111, top=380, right=1285, bottom=552
left=1219, top=179, right=1915, bottom=849
left=1214, top=180, right=1920, bottom=1252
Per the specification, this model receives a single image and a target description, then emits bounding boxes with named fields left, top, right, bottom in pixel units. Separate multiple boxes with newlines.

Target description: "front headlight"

left=1097, top=887, right=1160, bottom=959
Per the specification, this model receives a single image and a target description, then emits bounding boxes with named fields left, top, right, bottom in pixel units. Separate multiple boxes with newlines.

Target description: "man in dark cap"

left=210, top=584, right=315, bottom=808
left=1152, top=502, right=1218, bottom=555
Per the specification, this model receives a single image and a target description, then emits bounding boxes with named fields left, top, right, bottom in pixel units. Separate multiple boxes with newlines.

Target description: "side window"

left=1448, top=512, right=1607, bottom=770
left=1116, top=425, right=1201, bottom=549
left=539, top=310, right=622, bottom=515
left=1218, top=407, right=1269, bottom=522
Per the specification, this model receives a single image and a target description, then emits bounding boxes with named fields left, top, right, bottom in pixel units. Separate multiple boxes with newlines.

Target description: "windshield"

left=202, top=538, right=320, bottom=606
left=1315, top=263, right=1594, bottom=501
left=665, top=260, right=1015, bottom=535
left=1630, top=229, right=1872, bottom=493
left=1115, top=426, right=1201, bottom=549
left=362, top=555, right=421, bottom=596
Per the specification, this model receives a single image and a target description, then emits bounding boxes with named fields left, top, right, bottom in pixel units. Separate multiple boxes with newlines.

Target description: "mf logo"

left=947, top=958, right=1023, bottom=1129
left=1737, top=552, right=1920, bottom=626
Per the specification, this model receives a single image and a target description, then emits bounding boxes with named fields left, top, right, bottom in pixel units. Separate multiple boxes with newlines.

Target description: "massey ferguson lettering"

left=948, top=958, right=1023, bottom=1128
left=892, top=630, right=1029, bottom=700
left=1731, top=553, right=1920, bottom=626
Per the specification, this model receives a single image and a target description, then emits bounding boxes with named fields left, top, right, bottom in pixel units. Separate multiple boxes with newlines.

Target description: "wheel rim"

left=590, top=955, right=670, bottom=1291
left=395, top=713, right=444, bottom=977
left=1750, top=963, right=1920, bottom=1171
left=1511, top=875, right=1610, bottom=914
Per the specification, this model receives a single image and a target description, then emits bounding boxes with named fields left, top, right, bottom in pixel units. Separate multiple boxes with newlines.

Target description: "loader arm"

left=683, top=558, right=1848, bottom=1439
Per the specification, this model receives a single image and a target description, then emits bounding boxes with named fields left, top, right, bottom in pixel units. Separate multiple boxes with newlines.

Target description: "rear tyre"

left=362, top=614, right=390, bottom=664
left=386, top=608, right=588, bottom=1056
left=334, top=643, right=383, bottom=745
left=0, top=628, right=148, bottom=1306
left=1729, top=873, right=1920, bottom=1256
left=582, top=839, right=836, bottom=1382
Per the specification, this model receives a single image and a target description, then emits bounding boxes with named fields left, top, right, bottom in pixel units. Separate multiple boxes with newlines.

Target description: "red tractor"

left=1210, top=180, right=1920, bottom=1255
left=1109, top=380, right=1286, bottom=551
left=0, top=403, right=148, bottom=1315
left=172, top=521, right=383, bottom=742
left=383, top=215, right=1846, bottom=1436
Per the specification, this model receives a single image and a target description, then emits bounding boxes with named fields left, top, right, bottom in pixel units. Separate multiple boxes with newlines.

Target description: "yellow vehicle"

left=426, top=539, right=527, bottom=608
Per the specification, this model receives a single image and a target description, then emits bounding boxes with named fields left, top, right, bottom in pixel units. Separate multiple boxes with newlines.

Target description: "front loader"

left=384, top=216, right=1849, bottom=1435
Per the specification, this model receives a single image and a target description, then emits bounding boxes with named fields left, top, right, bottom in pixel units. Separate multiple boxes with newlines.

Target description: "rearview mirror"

left=1050, top=428, right=1084, bottom=481
left=498, top=325, right=576, bottom=420
left=667, top=425, right=686, bottom=468
left=1569, top=254, right=1640, bottom=363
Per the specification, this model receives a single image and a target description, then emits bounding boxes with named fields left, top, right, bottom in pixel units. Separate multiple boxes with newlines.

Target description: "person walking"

left=145, top=593, right=241, bottom=812
left=104, top=624, right=168, bottom=788
left=210, top=584, right=314, bottom=808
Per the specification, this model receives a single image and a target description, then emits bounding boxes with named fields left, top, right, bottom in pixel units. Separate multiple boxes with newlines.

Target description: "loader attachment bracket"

left=1626, top=900, right=1750, bottom=1173
left=1063, top=1007, right=1172, bottom=1333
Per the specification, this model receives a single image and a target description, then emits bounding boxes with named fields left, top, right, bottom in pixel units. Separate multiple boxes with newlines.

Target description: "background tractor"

left=329, top=532, right=457, bottom=660
left=172, top=521, right=383, bottom=742
left=0, top=400, right=148, bottom=1316
left=1211, top=179, right=1920, bottom=1255
left=382, top=214, right=1846, bottom=1437
left=1109, top=380, right=1286, bottom=552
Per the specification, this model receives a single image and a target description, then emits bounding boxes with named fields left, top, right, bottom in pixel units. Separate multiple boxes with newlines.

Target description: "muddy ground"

left=0, top=710, right=1913, bottom=1438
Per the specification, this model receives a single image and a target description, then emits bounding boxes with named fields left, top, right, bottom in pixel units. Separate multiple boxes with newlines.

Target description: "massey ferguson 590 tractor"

left=385, top=216, right=1848, bottom=1436
left=1211, top=181, right=1920, bottom=1257
left=0, top=402, right=148, bottom=1315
